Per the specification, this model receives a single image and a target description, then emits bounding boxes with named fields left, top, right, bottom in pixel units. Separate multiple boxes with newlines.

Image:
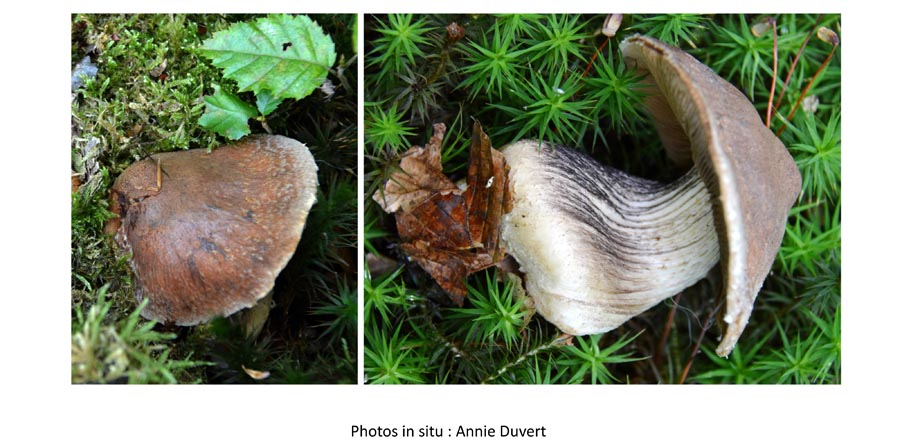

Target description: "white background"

left=1, top=0, right=890, bottom=444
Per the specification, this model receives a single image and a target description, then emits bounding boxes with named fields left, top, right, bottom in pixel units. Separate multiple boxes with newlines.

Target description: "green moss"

left=364, top=14, right=841, bottom=384
left=72, top=284, right=211, bottom=384
left=71, top=14, right=358, bottom=384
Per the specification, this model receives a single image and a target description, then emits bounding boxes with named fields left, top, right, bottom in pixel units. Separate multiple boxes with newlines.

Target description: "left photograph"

left=71, top=14, right=358, bottom=384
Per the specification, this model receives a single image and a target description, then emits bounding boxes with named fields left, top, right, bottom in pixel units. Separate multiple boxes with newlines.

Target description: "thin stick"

left=772, top=15, right=823, bottom=113
left=776, top=40, right=837, bottom=137
left=766, top=17, right=778, bottom=128
left=678, top=300, right=723, bottom=384
left=482, top=333, right=571, bottom=384
left=261, top=119, right=273, bottom=135
left=581, top=36, right=610, bottom=78
left=653, top=293, right=682, bottom=368
left=155, top=157, right=162, bottom=191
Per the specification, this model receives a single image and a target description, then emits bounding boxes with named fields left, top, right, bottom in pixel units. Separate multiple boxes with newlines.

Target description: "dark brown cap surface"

left=109, top=134, right=318, bottom=325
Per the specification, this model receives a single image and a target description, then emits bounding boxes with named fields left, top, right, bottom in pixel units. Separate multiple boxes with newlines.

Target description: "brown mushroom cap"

left=621, top=35, right=801, bottom=356
left=108, top=134, right=318, bottom=325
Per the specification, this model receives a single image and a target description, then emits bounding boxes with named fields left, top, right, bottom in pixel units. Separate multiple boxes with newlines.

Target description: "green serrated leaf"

left=198, top=85, right=258, bottom=140
left=255, top=89, right=284, bottom=116
left=199, top=14, right=336, bottom=101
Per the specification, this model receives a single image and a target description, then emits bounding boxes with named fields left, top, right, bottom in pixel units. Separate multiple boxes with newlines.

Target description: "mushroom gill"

left=499, top=35, right=800, bottom=357
left=501, top=144, right=719, bottom=336
left=106, top=134, right=318, bottom=326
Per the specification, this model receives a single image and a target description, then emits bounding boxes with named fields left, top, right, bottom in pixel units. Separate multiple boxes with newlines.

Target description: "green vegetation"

left=197, top=14, right=337, bottom=139
left=72, top=284, right=211, bottom=384
left=364, top=14, right=840, bottom=384
left=71, top=14, right=357, bottom=384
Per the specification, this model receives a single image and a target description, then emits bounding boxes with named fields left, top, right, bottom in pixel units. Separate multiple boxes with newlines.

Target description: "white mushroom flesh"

left=500, top=140, right=719, bottom=335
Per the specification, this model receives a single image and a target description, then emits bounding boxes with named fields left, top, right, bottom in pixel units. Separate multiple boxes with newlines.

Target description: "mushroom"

left=106, top=134, right=318, bottom=326
left=498, top=35, right=800, bottom=357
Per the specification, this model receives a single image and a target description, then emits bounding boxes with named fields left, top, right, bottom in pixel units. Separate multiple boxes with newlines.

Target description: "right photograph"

left=363, top=14, right=841, bottom=384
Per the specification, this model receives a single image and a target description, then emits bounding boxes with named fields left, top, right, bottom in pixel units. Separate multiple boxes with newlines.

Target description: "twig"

left=776, top=33, right=838, bottom=137
left=481, top=333, right=571, bottom=383
left=766, top=17, right=778, bottom=128
left=425, top=23, right=463, bottom=86
left=772, top=15, right=823, bottom=113
left=678, top=299, right=723, bottom=384
left=260, top=119, right=273, bottom=135
left=653, top=293, right=682, bottom=369
left=581, top=36, right=610, bottom=79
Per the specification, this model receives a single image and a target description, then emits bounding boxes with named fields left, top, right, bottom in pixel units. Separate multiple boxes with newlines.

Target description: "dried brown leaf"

left=374, top=122, right=510, bottom=305
left=373, top=124, right=458, bottom=213
left=241, top=364, right=271, bottom=380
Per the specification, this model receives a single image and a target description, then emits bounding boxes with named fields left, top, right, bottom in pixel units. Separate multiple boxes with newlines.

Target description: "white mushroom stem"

left=500, top=140, right=719, bottom=335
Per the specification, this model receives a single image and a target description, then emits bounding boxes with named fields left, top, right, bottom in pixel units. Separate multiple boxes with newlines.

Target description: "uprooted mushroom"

left=105, top=134, right=318, bottom=328
left=376, top=35, right=800, bottom=357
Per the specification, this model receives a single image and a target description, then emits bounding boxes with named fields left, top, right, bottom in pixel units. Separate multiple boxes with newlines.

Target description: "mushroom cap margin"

left=621, top=35, right=801, bottom=356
